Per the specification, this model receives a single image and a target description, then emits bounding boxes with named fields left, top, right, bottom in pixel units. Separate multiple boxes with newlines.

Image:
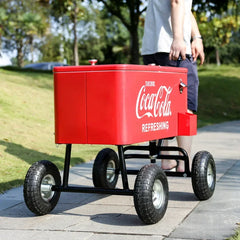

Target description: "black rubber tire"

left=92, top=148, right=119, bottom=189
left=134, top=164, right=169, bottom=224
left=191, top=151, right=216, bottom=200
left=23, top=160, right=61, bottom=215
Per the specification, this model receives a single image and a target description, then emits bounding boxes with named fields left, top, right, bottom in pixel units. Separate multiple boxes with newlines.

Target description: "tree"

left=100, top=15, right=130, bottom=64
left=196, top=1, right=240, bottom=65
left=51, top=0, right=87, bottom=65
left=38, top=35, right=64, bottom=63
left=22, top=12, right=47, bottom=63
left=193, top=0, right=239, bottom=16
left=199, top=15, right=238, bottom=65
left=87, top=4, right=130, bottom=64
left=90, top=0, right=238, bottom=64
left=220, top=30, right=240, bottom=64
left=91, top=0, right=147, bottom=64
left=0, top=0, right=49, bottom=67
left=0, top=7, right=8, bottom=50
left=193, top=0, right=230, bottom=14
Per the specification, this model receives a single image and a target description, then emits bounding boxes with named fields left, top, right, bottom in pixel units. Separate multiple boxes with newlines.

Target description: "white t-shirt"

left=141, top=0, right=192, bottom=55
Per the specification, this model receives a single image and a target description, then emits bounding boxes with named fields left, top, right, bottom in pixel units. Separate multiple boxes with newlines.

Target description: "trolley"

left=23, top=62, right=216, bottom=224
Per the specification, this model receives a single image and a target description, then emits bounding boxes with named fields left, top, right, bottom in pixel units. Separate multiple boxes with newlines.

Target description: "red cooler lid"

left=53, top=64, right=187, bottom=73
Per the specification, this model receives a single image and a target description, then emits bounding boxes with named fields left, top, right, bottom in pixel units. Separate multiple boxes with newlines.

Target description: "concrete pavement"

left=0, top=121, right=240, bottom=240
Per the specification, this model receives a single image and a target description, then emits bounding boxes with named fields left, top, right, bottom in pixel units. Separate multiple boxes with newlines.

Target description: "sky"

left=0, top=51, right=12, bottom=66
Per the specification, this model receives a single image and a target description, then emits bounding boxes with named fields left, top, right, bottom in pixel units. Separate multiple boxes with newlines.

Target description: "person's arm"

left=191, top=12, right=205, bottom=64
left=169, top=0, right=186, bottom=61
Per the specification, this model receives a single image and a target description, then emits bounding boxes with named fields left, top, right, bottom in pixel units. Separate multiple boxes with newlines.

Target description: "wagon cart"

left=23, top=62, right=216, bottom=224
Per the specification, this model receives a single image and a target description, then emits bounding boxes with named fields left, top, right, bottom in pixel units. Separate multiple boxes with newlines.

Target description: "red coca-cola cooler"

left=53, top=64, right=197, bottom=145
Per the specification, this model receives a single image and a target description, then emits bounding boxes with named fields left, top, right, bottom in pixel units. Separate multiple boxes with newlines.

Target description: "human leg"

left=161, top=139, right=179, bottom=171
left=143, top=54, right=198, bottom=172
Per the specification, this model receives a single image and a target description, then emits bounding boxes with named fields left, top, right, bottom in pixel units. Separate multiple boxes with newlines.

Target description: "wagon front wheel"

left=23, top=160, right=61, bottom=215
left=134, top=164, right=168, bottom=224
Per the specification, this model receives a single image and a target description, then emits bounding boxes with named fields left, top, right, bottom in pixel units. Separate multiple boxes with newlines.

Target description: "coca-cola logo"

left=136, top=82, right=172, bottom=119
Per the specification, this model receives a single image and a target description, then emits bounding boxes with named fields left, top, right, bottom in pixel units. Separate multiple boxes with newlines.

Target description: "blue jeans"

left=143, top=53, right=199, bottom=112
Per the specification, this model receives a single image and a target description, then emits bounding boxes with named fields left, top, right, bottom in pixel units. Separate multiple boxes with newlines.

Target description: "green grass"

left=197, top=64, right=240, bottom=127
left=228, top=224, right=240, bottom=240
left=0, top=65, right=240, bottom=194
left=0, top=68, right=111, bottom=193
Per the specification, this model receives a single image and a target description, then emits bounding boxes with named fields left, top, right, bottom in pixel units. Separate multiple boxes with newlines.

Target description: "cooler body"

left=54, top=64, right=196, bottom=145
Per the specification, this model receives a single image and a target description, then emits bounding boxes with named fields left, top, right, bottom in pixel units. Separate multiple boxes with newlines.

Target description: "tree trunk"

left=216, top=48, right=221, bottom=66
left=17, top=40, right=24, bottom=68
left=29, top=35, right=34, bottom=63
left=0, top=34, right=2, bottom=51
left=129, top=27, right=140, bottom=64
left=73, top=1, right=79, bottom=66
left=128, top=0, right=140, bottom=64
left=96, top=0, right=143, bottom=64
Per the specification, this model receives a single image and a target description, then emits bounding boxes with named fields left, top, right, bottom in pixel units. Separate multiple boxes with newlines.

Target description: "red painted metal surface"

left=54, top=64, right=197, bottom=145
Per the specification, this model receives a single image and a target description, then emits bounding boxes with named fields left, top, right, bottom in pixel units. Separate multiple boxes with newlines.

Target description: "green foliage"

left=50, top=0, right=87, bottom=65
left=193, top=0, right=238, bottom=14
left=38, top=35, right=64, bottom=63
left=220, top=41, right=240, bottom=64
left=1, top=0, right=49, bottom=67
left=195, top=1, right=240, bottom=64
left=228, top=225, right=240, bottom=240
left=0, top=8, right=7, bottom=37
left=1, top=0, right=240, bottom=66
left=198, top=14, right=239, bottom=49
left=89, top=0, right=147, bottom=63
left=80, top=6, right=130, bottom=64
left=42, top=2, right=131, bottom=64
left=51, top=0, right=86, bottom=23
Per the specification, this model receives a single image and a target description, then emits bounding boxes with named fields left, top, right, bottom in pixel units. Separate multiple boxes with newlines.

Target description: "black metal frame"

left=52, top=140, right=191, bottom=196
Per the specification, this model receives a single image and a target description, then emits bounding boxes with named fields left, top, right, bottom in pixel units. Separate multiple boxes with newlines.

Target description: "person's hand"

left=169, top=38, right=186, bottom=61
left=191, top=38, right=205, bottom=65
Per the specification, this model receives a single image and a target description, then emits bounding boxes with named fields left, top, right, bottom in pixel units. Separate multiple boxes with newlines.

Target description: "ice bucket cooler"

left=53, top=64, right=197, bottom=145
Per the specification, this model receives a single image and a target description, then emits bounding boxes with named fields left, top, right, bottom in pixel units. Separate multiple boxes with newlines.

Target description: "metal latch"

left=179, top=79, right=187, bottom=94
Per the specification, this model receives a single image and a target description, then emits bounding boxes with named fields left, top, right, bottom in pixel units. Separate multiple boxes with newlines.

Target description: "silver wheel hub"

left=207, top=164, right=214, bottom=188
left=106, top=160, right=116, bottom=183
left=152, top=179, right=165, bottom=209
left=41, top=174, right=55, bottom=202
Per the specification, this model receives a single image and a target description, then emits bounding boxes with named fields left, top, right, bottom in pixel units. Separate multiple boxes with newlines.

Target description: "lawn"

left=229, top=227, right=240, bottom=240
left=0, top=64, right=240, bottom=194
left=0, top=68, right=111, bottom=193
left=197, top=64, right=240, bottom=127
